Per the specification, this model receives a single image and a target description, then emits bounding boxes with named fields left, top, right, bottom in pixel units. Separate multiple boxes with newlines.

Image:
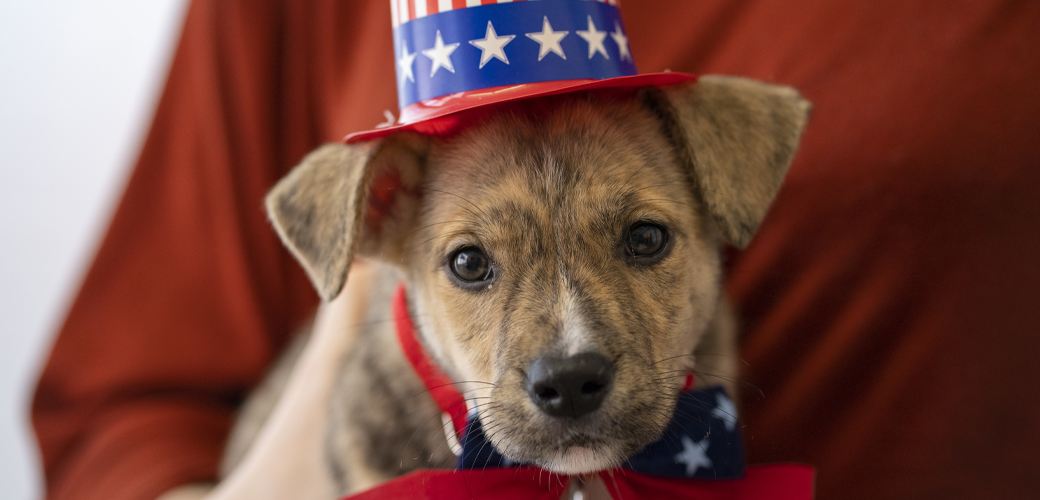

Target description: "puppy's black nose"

left=526, top=353, right=615, bottom=419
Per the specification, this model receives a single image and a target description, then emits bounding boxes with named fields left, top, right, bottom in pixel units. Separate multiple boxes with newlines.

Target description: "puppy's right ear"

left=266, top=135, right=428, bottom=301
left=655, top=75, right=811, bottom=248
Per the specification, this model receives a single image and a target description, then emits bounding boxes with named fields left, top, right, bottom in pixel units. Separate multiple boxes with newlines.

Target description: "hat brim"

left=344, top=72, right=697, bottom=143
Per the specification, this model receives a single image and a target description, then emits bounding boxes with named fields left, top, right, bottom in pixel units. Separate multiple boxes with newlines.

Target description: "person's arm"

left=156, top=262, right=377, bottom=500
left=31, top=1, right=321, bottom=499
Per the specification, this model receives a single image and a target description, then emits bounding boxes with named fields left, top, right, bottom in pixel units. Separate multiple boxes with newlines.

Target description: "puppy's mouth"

left=479, top=396, right=674, bottom=475
left=489, top=423, right=635, bottom=474
left=541, top=443, right=619, bottom=475
left=493, top=427, right=623, bottom=474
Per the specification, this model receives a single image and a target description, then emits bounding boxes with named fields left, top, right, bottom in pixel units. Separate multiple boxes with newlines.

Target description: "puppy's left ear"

left=266, top=134, right=429, bottom=301
left=652, top=75, right=811, bottom=248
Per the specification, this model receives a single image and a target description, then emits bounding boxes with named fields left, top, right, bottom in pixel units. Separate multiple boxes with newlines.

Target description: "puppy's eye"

left=626, top=223, right=668, bottom=258
left=450, top=247, right=493, bottom=283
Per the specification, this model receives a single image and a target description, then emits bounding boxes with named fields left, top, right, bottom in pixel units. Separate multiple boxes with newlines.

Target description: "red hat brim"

left=344, top=72, right=697, bottom=143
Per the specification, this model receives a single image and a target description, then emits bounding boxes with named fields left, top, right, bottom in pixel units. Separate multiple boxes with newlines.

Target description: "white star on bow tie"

left=576, top=16, right=609, bottom=60
left=712, top=393, right=738, bottom=432
left=610, top=21, right=631, bottom=62
left=397, top=42, right=418, bottom=83
left=422, top=30, right=460, bottom=77
left=469, top=21, right=515, bottom=69
left=526, top=16, right=568, bottom=61
left=675, top=435, right=713, bottom=476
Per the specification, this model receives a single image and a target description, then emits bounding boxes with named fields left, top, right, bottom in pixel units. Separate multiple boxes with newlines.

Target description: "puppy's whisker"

left=409, top=380, right=495, bottom=400
left=651, top=353, right=698, bottom=366
left=473, top=424, right=508, bottom=446
left=399, top=396, right=497, bottom=459
left=619, top=159, right=653, bottom=191
left=422, top=405, right=505, bottom=471
left=316, top=315, right=400, bottom=336
left=472, top=424, right=510, bottom=474
left=645, top=365, right=759, bottom=397
left=406, top=230, right=473, bottom=257
left=648, top=373, right=697, bottom=384
left=420, top=397, right=501, bottom=455
left=639, top=405, right=701, bottom=439
left=691, top=370, right=764, bottom=397
left=688, top=351, right=749, bottom=363
left=642, top=394, right=731, bottom=426
left=640, top=388, right=714, bottom=412
left=653, top=363, right=694, bottom=372
left=402, top=397, right=496, bottom=462
left=377, top=219, right=469, bottom=258
left=443, top=200, right=484, bottom=222
left=418, top=187, right=488, bottom=225
left=423, top=187, right=491, bottom=222
left=402, top=412, right=456, bottom=462
left=336, top=309, right=439, bottom=334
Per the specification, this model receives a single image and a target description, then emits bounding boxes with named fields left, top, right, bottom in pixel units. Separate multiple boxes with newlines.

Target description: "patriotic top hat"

left=345, top=0, right=697, bottom=143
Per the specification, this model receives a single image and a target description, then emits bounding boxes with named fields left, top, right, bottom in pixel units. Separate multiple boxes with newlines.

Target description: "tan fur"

left=404, top=94, right=725, bottom=474
left=231, top=76, right=810, bottom=497
left=663, top=76, right=812, bottom=247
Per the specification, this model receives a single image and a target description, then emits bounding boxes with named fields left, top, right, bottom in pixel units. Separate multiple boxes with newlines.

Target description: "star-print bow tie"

left=341, top=286, right=814, bottom=500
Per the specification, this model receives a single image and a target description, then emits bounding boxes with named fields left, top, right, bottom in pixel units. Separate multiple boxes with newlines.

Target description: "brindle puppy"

left=221, top=76, right=810, bottom=498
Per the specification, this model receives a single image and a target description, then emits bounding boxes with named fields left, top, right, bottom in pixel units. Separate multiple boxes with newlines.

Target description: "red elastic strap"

left=392, top=284, right=469, bottom=439
left=342, top=464, right=815, bottom=500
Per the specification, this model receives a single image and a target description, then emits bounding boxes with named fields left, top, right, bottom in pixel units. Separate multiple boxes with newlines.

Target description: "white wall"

left=0, top=1, right=187, bottom=498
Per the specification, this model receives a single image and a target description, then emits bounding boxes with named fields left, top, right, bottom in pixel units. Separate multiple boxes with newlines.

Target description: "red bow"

left=344, top=465, right=814, bottom=500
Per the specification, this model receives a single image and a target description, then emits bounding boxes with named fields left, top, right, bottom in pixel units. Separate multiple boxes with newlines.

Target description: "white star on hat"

left=526, top=16, right=568, bottom=61
left=712, top=393, right=738, bottom=432
left=422, top=30, right=460, bottom=77
left=610, top=21, right=631, bottom=62
left=576, top=16, right=609, bottom=60
left=397, top=42, right=418, bottom=83
left=675, top=435, right=713, bottom=476
left=469, top=21, right=515, bottom=69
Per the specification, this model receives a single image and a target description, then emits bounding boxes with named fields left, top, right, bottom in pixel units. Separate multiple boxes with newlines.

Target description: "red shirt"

left=33, top=1, right=1040, bottom=499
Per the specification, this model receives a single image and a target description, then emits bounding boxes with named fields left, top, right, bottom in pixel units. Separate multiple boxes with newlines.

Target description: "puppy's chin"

left=485, top=397, right=676, bottom=475
left=540, top=446, right=620, bottom=475
left=490, top=427, right=629, bottom=475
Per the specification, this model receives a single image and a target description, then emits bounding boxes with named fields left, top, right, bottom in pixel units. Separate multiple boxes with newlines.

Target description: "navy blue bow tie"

left=457, top=386, right=746, bottom=480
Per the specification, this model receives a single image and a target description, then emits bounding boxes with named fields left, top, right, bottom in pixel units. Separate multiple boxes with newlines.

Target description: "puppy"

left=221, top=76, right=810, bottom=498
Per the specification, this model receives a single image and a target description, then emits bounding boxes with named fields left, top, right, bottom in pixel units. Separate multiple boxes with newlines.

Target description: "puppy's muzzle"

left=525, top=353, right=615, bottom=419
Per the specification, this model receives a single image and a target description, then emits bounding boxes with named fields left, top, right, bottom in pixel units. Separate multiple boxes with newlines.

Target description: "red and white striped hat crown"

left=345, top=0, right=694, bottom=142
left=391, top=0, right=621, bottom=27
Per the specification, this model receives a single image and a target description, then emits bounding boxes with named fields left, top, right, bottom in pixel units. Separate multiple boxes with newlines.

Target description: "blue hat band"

left=393, top=0, right=638, bottom=110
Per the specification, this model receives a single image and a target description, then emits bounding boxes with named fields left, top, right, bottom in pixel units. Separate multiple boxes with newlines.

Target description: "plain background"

left=0, top=1, right=187, bottom=498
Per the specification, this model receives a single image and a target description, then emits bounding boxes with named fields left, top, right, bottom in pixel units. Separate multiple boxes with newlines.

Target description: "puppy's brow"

left=423, top=187, right=490, bottom=222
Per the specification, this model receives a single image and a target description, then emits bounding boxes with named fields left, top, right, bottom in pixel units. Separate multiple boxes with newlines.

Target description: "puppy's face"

left=266, top=76, right=809, bottom=476
left=403, top=96, right=721, bottom=473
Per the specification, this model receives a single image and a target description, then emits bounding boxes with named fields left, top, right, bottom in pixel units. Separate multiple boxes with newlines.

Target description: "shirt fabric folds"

left=32, top=1, right=1040, bottom=499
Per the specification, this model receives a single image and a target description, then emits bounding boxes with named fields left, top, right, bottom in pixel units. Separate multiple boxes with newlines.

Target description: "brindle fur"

left=223, top=76, right=810, bottom=497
